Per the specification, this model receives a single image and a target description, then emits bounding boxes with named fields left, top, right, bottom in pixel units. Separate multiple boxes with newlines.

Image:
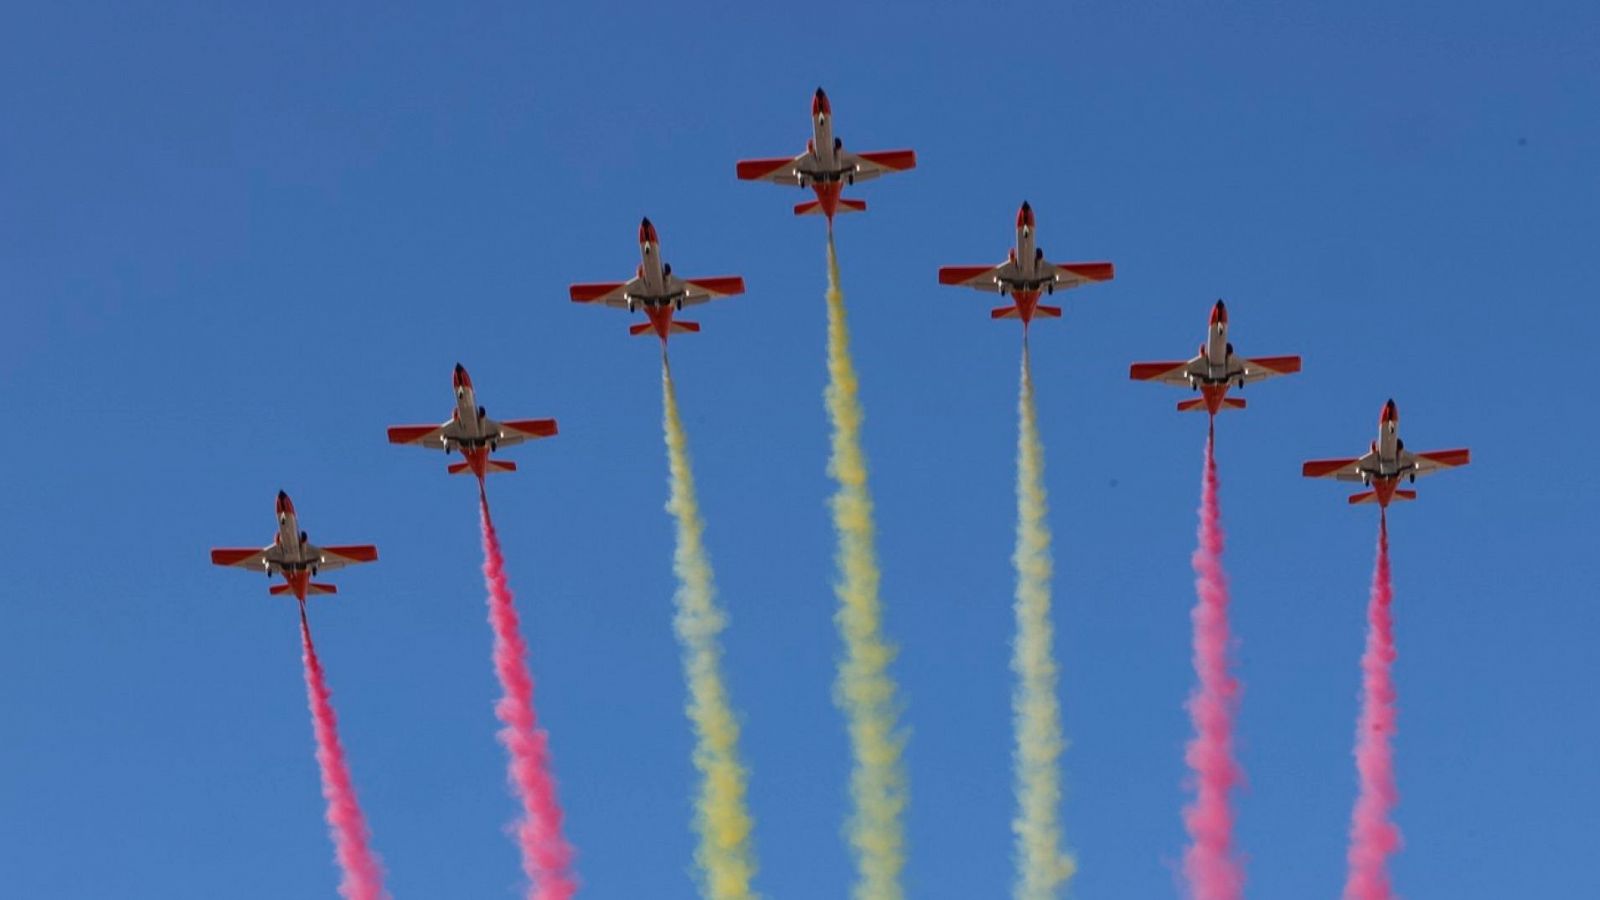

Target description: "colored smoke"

left=824, top=238, right=908, bottom=900
left=1010, top=344, right=1076, bottom=898
left=1342, top=516, right=1401, bottom=900
left=661, top=360, right=762, bottom=899
left=298, top=606, right=389, bottom=900
left=1183, top=433, right=1246, bottom=900
left=480, top=500, right=578, bottom=900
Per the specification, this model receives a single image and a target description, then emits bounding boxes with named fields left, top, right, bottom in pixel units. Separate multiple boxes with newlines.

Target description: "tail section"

left=271, top=583, right=337, bottom=596
left=1177, top=398, right=1208, bottom=413
left=1221, top=397, right=1246, bottom=410
left=670, top=321, right=700, bottom=334
left=629, top=322, right=655, bottom=336
left=794, top=199, right=867, bottom=216
left=991, top=306, right=1020, bottom=319
left=1349, top=490, right=1417, bottom=505
left=1034, top=305, right=1063, bottom=318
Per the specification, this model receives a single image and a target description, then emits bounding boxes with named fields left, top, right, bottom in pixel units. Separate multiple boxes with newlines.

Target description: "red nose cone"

left=639, top=217, right=658, bottom=246
left=812, top=87, right=830, bottom=118
left=1016, top=201, right=1035, bottom=230
left=1382, top=399, right=1398, bottom=426
left=1210, top=300, right=1228, bottom=327
left=276, top=491, right=295, bottom=517
left=453, top=363, right=472, bottom=390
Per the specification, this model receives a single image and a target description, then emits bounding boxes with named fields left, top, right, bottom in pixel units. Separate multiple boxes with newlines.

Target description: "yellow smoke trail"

left=1011, top=343, right=1075, bottom=898
left=824, top=238, right=908, bottom=900
left=661, top=360, right=761, bottom=900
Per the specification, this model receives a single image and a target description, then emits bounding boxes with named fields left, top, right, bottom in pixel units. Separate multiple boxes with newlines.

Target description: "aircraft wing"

left=839, top=149, right=918, bottom=183
left=1402, top=448, right=1471, bottom=478
left=1043, top=261, right=1115, bottom=290
left=1231, top=354, right=1303, bottom=384
left=211, top=546, right=275, bottom=571
left=736, top=154, right=809, bottom=186
left=1302, top=452, right=1377, bottom=482
left=938, top=262, right=1014, bottom=293
left=387, top=422, right=450, bottom=447
left=305, top=544, right=379, bottom=572
left=485, top=417, right=559, bottom=448
left=570, top=278, right=643, bottom=309
left=1129, top=358, right=1203, bottom=386
left=670, top=275, right=747, bottom=307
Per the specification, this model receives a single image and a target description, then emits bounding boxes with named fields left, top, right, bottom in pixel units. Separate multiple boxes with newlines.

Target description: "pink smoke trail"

left=298, top=605, right=389, bottom=900
left=480, top=497, right=578, bottom=900
left=1182, top=432, right=1245, bottom=900
left=1343, top=515, right=1400, bottom=900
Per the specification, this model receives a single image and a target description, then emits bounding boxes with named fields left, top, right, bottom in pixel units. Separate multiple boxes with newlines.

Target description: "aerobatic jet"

left=210, top=491, right=378, bottom=602
left=736, top=87, right=916, bottom=223
left=937, top=201, right=1114, bottom=327
left=386, top=363, right=558, bottom=483
left=1129, top=300, right=1302, bottom=415
left=1302, top=399, right=1471, bottom=507
left=569, top=218, right=746, bottom=343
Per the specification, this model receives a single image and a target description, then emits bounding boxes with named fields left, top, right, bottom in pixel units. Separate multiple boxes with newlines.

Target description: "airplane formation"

left=211, top=82, right=1470, bottom=592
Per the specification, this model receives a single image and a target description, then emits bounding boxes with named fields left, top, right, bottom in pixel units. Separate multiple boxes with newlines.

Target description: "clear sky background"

left=3, top=2, right=1597, bottom=897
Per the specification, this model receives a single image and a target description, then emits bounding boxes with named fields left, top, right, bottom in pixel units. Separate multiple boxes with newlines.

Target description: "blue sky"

left=3, top=1, right=1598, bottom=897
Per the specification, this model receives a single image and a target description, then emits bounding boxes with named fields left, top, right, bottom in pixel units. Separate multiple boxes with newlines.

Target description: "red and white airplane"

left=1129, top=301, right=1302, bottom=416
left=210, top=491, right=378, bottom=602
left=1303, top=400, right=1471, bottom=507
left=386, top=363, right=557, bottom=483
left=937, top=202, right=1114, bottom=327
left=736, top=87, right=916, bottom=223
left=570, top=218, right=746, bottom=343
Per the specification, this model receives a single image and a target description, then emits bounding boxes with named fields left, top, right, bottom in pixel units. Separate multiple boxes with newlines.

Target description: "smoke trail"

left=824, top=237, right=908, bottom=900
left=1011, top=343, right=1075, bottom=898
left=1182, top=433, right=1245, bottom=900
left=480, top=499, right=579, bottom=900
left=660, top=359, right=761, bottom=899
left=1343, top=516, right=1400, bottom=900
left=298, top=605, right=389, bottom=900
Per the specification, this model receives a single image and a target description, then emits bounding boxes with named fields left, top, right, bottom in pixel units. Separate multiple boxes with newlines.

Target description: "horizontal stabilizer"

left=1348, top=490, right=1418, bottom=505
left=447, top=461, right=474, bottom=475
left=1035, top=305, right=1063, bottom=318
left=1221, top=397, right=1246, bottom=410
left=629, top=321, right=655, bottom=336
left=794, top=199, right=867, bottom=216
left=270, top=583, right=338, bottom=596
left=671, top=321, right=700, bottom=334
left=1177, top=398, right=1208, bottom=412
left=485, top=459, right=517, bottom=474
left=991, top=306, right=1020, bottom=319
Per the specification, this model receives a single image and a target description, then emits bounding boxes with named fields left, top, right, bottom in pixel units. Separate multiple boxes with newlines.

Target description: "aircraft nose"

left=1017, top=201, right=1034, bottom=229
left=1211, top=300, right=1228, bottom=326
left=639, top=217, right=657, bottom=244
left=1382, top=399, right=1398, bottom=424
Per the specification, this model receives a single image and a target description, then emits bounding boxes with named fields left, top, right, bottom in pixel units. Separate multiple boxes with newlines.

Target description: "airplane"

left=937, top=201, right=1114, bottom=327
left=386, top=363, right=558, bottom=483
left=210, top=491, right=378, bottom=602
left=569, top=218, right=746, bottom=343
left=1302, top=399, right=1471, bottom=507
left=1129, top=300, right=1302, bottom=416
left=736, top=87, right=917, bottom=223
